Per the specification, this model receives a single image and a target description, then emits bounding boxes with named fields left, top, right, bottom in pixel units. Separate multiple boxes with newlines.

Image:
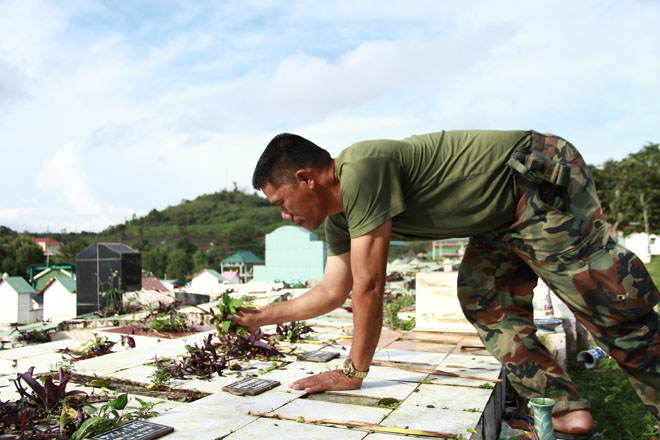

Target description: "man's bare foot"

left=552, top=409, right=593, bottom=434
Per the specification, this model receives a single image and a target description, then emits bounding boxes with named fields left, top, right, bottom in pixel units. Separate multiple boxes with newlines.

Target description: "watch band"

left=342, top=358, right=369, bottom=379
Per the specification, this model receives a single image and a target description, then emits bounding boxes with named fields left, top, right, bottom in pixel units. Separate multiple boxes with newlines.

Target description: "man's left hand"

left=289, top=370, right=363, bottom=394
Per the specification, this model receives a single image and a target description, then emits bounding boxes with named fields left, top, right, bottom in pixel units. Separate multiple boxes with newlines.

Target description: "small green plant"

left=215, top=292, right=247, bottom=334
left=383, top=292, right=416, bottom=330
left=60, top=334, right=117, bottom=360
left=258, top=360, right=281, bottom=375
left=275, top=321, right=315, bottom=342
left=53, top=358, right=76, bottom=375
left=377, top=397, right=401, bottom=409
left=148, top=368, right=172, bottom=389
left=478, top=383, right=494, bottom=389
left=13, top=326, right=53, bottom=344
left=70, top=394, right=163, bottom=439
left=142, top=301, right=190, bottom=334
left=463, top=408, right=481, bottom=413
left=419, top=378, right=433, bottom=384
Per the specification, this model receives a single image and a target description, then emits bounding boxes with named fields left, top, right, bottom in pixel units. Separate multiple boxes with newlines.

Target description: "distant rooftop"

left=222, top=251, right=264, bottom=265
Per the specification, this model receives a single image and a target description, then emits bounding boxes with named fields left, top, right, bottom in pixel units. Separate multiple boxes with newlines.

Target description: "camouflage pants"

left=458, top=132, right=660, bottom=416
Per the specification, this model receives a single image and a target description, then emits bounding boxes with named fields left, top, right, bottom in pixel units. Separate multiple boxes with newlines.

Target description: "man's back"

left=326, top=130, right=532, bottom=255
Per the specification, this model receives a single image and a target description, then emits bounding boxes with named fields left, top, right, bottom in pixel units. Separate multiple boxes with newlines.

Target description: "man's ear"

left=294, top=168, right=315, bottom=187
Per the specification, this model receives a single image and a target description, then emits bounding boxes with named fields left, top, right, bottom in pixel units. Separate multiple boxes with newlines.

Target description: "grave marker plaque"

left=222, top=377, right=280, bottom=396
left=90, top=420, right=173, bottom=440
left=300, top=350, right=340, bottom=362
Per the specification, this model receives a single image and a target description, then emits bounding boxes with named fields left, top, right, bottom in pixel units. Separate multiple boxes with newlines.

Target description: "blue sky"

left=1, top=0, right=659, bottom=232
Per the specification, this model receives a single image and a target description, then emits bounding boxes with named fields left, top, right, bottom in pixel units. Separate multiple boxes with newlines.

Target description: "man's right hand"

left=232, top=307, right=261, bottom=334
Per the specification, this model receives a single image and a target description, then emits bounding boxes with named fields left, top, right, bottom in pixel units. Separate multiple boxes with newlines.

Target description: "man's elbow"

left=352, top=276, right=385, bottom=298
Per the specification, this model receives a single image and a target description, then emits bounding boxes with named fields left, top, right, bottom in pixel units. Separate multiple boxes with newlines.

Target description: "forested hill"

left=96, top=189, right=290, bottom=256
left=2, top=190, right=296, bottom=279
left=104, top=190, right=283, bottom=239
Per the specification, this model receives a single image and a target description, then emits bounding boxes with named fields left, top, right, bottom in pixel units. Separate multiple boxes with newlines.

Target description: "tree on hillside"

left=143, top=247, right=169, bottom=278
left=53, top=236, right=91, bottom=263
left=618, top=143, right=660, bottom=234
left=193, top=249, right=215, bottom=272
left=591, top=142, right=660, bottom=235
left=227, top=222, right=263, bottom=258
left=0, top=234, right=45, bottom=276
left=166, top=249, right=193, bottom=280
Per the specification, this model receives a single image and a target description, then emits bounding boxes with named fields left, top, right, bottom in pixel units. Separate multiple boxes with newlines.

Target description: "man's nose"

left=281, top=208, right=292, bottom=221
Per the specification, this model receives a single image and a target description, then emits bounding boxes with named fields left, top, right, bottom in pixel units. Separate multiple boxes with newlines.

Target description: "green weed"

left=569, top=357, right=658, bottom=439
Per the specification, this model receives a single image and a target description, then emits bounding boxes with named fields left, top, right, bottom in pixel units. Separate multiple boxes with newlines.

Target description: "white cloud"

left=0, top=0, right=659, bottom=232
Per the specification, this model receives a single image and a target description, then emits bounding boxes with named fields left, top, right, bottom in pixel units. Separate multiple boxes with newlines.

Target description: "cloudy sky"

left=1, top=0, right=659, bottom=233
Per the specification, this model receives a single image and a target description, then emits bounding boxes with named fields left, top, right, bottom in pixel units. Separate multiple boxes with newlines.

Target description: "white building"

left=42, top=277, right=77, bottom=323
left=620, top=232, right=652, bottom=263
left=189, top=269, right=229, bottom=296
left=0, top=275, right=42, bottom=325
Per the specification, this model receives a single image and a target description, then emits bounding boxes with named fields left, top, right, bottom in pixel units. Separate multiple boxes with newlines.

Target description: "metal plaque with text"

left=222, top=377, right=280, bottom=396
left=90, top=420, right=173, bottom=440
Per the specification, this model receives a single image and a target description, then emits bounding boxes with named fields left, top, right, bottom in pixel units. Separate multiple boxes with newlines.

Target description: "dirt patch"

left=103, top=325, right=213, bottom=339
left=71, top=373, right=210, bottom=402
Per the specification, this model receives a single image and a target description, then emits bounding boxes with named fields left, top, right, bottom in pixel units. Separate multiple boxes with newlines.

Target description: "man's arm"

left=289, top=220, right=391, bottom=393
left=234, top=252, right=353, bottom=331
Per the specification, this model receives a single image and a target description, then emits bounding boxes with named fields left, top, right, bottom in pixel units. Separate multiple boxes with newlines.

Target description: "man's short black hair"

left=252, top=133, right=331, bottom=190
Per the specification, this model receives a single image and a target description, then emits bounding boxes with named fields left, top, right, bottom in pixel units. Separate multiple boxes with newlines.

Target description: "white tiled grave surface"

left=0, top=308, right=504, bottom=439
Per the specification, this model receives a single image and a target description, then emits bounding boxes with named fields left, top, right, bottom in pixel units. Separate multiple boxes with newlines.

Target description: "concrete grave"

left=415, top=271, right=476, bottom=334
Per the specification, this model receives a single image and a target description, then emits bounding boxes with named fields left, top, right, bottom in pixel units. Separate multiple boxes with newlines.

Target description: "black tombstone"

left=76, top=243, right=142, bottom=315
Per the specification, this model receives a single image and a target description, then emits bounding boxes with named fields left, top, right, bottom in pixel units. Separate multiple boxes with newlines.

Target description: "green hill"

left=27, top=189, right=304, bottom=279
left=96, top=189, right=292, bottom=255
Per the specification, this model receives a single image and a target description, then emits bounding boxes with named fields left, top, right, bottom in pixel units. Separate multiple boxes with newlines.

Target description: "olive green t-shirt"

left=325, top=130, right=532, bottom=256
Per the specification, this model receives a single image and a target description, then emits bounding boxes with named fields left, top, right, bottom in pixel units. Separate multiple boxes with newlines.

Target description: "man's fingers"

left=288, top=370, right=362, bottom=394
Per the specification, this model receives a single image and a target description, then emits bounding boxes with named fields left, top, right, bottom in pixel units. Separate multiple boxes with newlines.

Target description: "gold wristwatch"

left=342, top=358, right=369, bottom=379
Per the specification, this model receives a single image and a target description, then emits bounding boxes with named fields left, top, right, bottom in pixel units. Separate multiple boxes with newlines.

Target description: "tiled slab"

left=223, top=417, right=365, bottom=440
left=0, top=340, right=76, bottom=359
left=401, top=384, right=492, bottom=411
left=149, top=404, right=257, bottom=440
left=74, top=349, right=156, bottom=375
left=439, top=353, right=501, bottom=369
left=429, top=366, right=501, bottom=387
left=15, top=351, right=68, bottom=374
left=366, top=365, right=429, bottom=383
left=275, top=398, right=390, bottom=425
left=373, top=348, right=449, bottom=366
left=382, top=340, right=455, bottom=353
left=328, top=379, right=418, bottom=401
left=190, top=388, right=299, bottom=414
left=107, top=365, right=160, bottom=385
left=380, top=404, right=482, bottom=436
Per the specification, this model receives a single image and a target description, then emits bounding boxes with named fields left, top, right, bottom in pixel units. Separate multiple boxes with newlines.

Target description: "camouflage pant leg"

left=458, top=239, right=589, bottom=412
left=473, top=132, right=660, bottom=417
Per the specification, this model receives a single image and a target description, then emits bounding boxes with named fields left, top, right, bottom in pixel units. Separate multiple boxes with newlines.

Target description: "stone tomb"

left=415, top=271, right=476, bottom=334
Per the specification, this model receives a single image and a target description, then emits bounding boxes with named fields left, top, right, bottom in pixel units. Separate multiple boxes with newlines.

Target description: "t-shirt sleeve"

left=325, top=213, right=351, bottom=256
left=339, top=156, right=406, bottom=239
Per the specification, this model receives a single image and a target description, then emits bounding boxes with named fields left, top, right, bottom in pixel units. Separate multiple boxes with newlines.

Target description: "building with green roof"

left=220, top=251, right=264, bottom=282
left=0, top=276, right=42, bottom=324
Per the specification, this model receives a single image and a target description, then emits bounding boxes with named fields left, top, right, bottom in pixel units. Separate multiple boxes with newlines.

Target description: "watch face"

left=342, top=359, right=351, bottom=375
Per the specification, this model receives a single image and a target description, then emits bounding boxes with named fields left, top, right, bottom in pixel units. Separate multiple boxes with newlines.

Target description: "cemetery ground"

left=1, top=291, right=505, bottom=440
left=3, top=256, right=660, bottom=439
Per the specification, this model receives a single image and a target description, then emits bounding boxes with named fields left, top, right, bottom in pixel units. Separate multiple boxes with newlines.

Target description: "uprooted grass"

left=568, top=357, right=658, bottom=439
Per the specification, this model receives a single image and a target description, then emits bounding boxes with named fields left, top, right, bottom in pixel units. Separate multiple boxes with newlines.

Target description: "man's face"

left=262, top=180, right=326, bottom=231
